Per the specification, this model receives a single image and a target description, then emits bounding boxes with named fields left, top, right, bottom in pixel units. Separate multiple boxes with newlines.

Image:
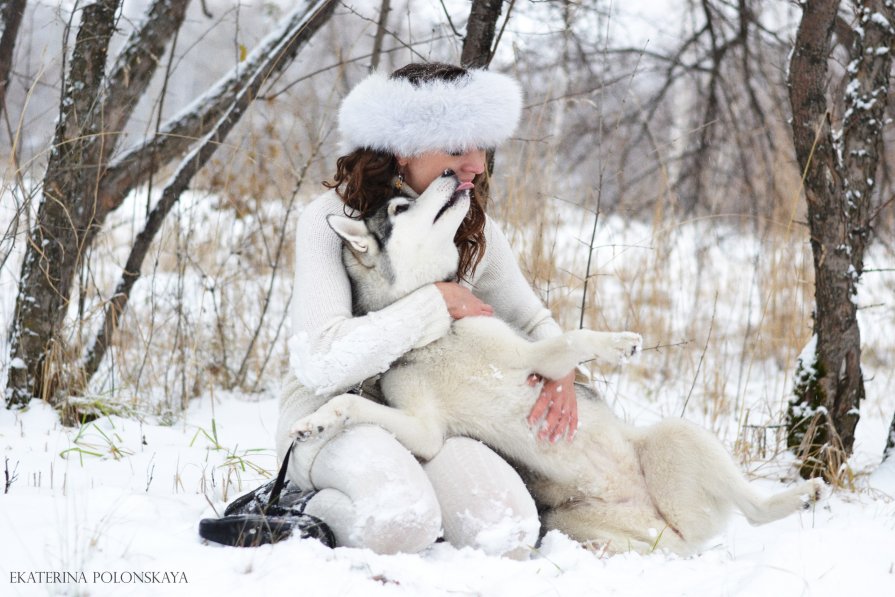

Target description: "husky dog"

left=291, top=171, right=824, bottom=555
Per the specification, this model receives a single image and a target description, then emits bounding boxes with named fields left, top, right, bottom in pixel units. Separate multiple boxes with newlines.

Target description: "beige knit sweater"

left=287, top=188, right=562, bottom=397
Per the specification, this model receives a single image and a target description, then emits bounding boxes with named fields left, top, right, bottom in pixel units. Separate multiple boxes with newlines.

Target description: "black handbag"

left=198, top=442, right=335, bottom=548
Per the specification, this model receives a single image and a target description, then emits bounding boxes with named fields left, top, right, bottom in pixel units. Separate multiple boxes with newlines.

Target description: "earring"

left=395, top=171, right=405, bottom=191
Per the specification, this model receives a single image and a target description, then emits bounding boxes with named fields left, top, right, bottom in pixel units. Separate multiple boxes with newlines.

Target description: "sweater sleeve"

left=473, top=216, right=564, bottom=341
left=287, top=192, right=452, bottom=396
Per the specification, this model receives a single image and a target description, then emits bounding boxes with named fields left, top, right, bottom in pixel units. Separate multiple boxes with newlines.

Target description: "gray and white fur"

left=291, top=171, right=824, bottom=555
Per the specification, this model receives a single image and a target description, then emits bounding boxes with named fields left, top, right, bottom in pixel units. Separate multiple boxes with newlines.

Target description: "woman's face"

left=397, top=149, right=486, bottom=195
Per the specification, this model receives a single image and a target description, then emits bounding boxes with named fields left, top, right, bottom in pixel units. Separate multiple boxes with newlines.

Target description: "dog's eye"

left=390, top=202, right=410, bottom=217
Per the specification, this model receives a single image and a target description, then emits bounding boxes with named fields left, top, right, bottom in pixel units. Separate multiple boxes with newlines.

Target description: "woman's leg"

left=302, top=424, right=442, bottom=554
left=424, top=437, right=539, bottom=560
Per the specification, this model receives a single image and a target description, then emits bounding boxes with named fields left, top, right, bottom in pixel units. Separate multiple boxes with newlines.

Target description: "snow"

left=2, top=199, right=895, bottom=594
left=3, top=114, right=895, bottom=596
left=795, top=334, right=818, bottom=379
left=2, top=394, right=894, bottom=597
left=869, top=12, right=894, bottom=32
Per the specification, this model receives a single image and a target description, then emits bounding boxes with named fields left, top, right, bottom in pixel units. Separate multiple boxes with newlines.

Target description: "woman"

left=275, top=62, right=579, bottom=558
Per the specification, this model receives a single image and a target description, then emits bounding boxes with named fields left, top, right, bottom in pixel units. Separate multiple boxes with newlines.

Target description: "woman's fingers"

left=435, top=281, right=492, bottom=319
left=526, top=376, right=549, bottom=426
left=528, top=372, right=578, bottom=443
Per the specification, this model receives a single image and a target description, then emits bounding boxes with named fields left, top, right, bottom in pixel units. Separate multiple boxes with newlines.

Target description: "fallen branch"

left=4, top=457, right=18, bottom=493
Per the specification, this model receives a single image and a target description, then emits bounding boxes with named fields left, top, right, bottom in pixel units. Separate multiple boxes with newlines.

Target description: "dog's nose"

left=441, top=169, right=455, bottom=177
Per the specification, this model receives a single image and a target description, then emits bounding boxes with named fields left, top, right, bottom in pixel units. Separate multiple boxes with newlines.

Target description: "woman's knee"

left=275, top=375, right=330, bottom=488
left=425, top=437, right=539, bottom=559
left=308, top=425, right=442, bottom=554
left=304, top=486, right=440, bottom=554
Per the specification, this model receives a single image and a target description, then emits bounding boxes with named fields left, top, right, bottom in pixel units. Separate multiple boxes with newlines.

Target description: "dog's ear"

left=327, top=214, right=378, bottom=258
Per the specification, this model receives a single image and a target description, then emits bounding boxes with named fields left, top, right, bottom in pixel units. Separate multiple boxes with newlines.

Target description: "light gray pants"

left=275, top=376, right=540, bottom=558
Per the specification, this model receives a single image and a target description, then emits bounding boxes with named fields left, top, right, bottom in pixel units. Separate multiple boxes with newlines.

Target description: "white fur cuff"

left=338, top=69, right=523, bottom=157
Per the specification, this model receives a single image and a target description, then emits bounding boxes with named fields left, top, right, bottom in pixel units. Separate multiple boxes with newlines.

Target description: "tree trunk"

left=0, top=0, right=27, bottom=119
left=786, top=0, right=893, bottom=479
left=369, top=0, right=391, bottom=71
left=5, top=0, right=125, bottom=408
left=461, top=0, right=512, bottom=193
left=5, top=0, right=336, bottom=412
left=461, top=0, right=504, bottom=69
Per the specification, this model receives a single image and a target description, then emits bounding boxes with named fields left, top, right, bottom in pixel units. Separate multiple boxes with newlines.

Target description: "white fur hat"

left=338, top=68, right=523, bottom=157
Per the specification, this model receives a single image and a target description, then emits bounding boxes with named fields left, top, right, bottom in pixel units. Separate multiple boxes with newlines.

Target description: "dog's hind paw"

left=800, top=478, right=827, bottom=507
left=290, top=421, right=326, bottom=442
left=289, top=418, right=323, bottom=442
left=596, top=332, right=643, bottom=364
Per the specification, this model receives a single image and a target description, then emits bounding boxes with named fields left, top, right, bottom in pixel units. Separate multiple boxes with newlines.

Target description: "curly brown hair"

left=323, top=63, right=489, bottom=282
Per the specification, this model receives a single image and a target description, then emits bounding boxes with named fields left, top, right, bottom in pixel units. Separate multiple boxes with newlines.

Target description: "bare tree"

left=0, top=0, right=26, bottom=119
left=461, top=0, right=507, bottom=68
left=786, top=0, right=894, bottom=479
left=369, top=0, right=391, bottom=71
left=458, top=0, right=516, bottom=192
left=4, top=0, right=336, bottom=414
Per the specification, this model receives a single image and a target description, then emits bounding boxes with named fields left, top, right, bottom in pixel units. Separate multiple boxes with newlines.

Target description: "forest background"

left=1, top=1, right=894, bottom=594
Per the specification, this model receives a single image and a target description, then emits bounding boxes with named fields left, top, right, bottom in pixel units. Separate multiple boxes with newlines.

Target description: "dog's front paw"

left=800, top=478, right=827, bottom=507
left=595, top=331, right=643, bottom=364
left=289, top=394, right=354, bottom=442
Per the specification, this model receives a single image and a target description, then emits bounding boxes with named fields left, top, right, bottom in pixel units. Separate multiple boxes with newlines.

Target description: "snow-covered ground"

left=2, top=388, right=894, bottom=596
left=2, top=188, right=895, bottom=596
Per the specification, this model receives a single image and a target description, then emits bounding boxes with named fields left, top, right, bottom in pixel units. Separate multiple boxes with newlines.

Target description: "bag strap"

left=265, top=440, right=295, bottom=511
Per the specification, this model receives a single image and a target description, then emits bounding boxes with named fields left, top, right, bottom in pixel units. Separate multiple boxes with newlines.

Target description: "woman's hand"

left=435, top=281, right=493, bottom=319
left=527, top=370, right=578, bottom=443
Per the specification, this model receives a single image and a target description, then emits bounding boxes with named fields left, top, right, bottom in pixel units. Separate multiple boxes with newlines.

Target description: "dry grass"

left=3, top=81, right=893, bottom=492
left=488, top=107, right=823, bottom=468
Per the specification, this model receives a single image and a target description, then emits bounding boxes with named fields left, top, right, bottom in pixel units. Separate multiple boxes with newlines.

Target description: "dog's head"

left=327, top=170, right=471, bottom=312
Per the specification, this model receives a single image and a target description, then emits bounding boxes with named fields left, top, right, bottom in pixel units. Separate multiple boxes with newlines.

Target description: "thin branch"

left=487, top=0, right=516, bottom=65
left=681, top=292, right=717, bottom=418
left=260, top=34, right=449, bottom=100
left=4, top=457, right=18, bottom=493
left=340, top=3, right=428, bottom=63
left=369, top=0, right=391, bottom=71
left=641, top=340, right=692, bottom=352
left=96, top=0, right=190, bottom=162
left=99, top=0, right=338, bottom=220
left=234, top=139, right=323, bottom=387
left=438, top=0, right=463, bottom=39
left=579, top=184, right=602, bottom=330
left=867, top=193, right=895, bottom=226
